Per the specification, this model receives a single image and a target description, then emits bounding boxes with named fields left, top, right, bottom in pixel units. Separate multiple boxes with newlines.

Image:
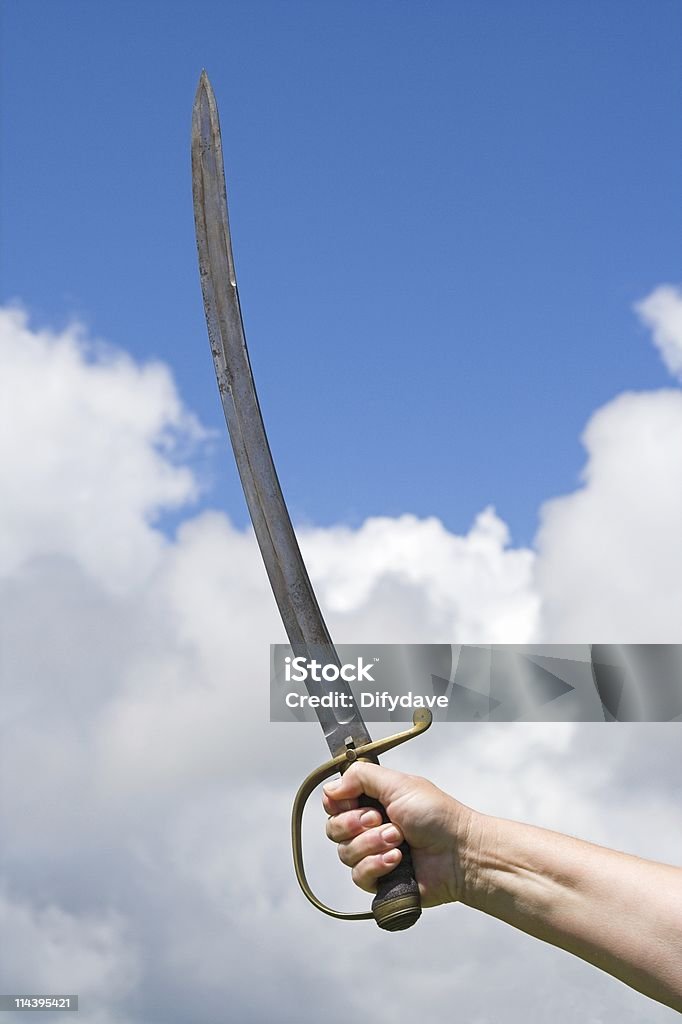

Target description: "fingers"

left=325, top=806, right=383, bottom=842
left=322, top=764, right=408, bottom=894
left=321, top=791, right=360, bottom=817
left=337, top=822, right=404, bottom=868
left=351, top=847, right=403, bottom=894
left=323, top=761, right=405, bottom=807
left=324, top=807, right=404, bottom=892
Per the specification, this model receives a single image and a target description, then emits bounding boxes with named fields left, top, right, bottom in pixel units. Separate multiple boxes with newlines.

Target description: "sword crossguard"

left=291, top=709, right=432, bottom=928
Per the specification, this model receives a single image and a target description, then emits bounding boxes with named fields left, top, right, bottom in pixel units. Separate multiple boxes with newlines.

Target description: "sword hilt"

left=291, top=709, right=432, bottom=929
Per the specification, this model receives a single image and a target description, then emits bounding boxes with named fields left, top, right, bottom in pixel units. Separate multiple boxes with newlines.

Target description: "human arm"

left=323, top=763, right=682, bottom=1012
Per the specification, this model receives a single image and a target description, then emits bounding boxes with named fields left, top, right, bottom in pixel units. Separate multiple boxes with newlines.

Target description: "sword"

left=191, top=71, right=431, bottom=930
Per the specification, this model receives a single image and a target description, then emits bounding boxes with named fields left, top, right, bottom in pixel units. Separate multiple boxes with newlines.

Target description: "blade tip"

left=196, top=69, right=213, bottom=95
left=192, top=70, right=216, bottom=135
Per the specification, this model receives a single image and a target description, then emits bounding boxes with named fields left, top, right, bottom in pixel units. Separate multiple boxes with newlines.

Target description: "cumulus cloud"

left=534, top=286, right=682, bottom=641
left=534, top=390, right=682, bottom=640
left=0, top=306, right=202, bottom=592
left=0, top=302, right=679, bottom=1024
left=636, top=283, right=682, bottom=381
left=300, top=508, right=539, bottom=642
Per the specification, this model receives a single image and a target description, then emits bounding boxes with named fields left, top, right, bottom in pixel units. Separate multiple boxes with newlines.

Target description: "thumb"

left=323, top=760, right=404, bottom=807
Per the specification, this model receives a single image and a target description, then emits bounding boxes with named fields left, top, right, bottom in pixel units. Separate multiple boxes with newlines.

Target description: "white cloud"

left=0, top=302, right=679, bottom=1023
left=300, top=508, right=539, bottom=642
left=0, top=886, right=139, bottom=1020
left=0, top=306, right=202, bottom=593
left=636, top=283, right=682, bottom=381
left=534, top=286, right=682, bottom=641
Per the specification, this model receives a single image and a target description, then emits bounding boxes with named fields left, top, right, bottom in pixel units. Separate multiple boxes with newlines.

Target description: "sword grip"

left=359, top=794, right=422, bottom=931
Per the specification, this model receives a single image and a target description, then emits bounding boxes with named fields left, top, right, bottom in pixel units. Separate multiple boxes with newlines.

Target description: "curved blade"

left=191, top=72, right=371, bottom=753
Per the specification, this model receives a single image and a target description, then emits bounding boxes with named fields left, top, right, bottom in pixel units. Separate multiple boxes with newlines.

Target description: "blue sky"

left=2, top=0, right=680, bottom=545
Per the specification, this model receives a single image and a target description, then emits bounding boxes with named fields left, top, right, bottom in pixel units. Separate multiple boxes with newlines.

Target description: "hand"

left=322, top=762, right=475, bottom=908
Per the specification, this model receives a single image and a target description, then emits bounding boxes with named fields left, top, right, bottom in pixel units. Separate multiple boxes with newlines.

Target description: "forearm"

left=460, top=812, right=682, bottom=1011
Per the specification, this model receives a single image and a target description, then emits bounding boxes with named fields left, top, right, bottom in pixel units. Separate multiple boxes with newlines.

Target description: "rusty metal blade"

left=191, top=71, right=372, bottom=754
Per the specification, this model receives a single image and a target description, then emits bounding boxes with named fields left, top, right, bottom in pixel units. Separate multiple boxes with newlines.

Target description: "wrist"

left=454, top=813, right=575, bottom=918
left=451, top=807, right=499, bottom=909
left=441, top=800, right=490, bottom=905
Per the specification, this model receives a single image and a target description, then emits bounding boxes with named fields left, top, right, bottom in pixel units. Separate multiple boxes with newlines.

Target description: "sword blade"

left=191, top=71, right=371, bottom=755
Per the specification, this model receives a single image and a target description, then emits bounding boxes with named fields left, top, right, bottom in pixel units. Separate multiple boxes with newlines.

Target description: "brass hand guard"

left=291, top=709, right=432, bottom=925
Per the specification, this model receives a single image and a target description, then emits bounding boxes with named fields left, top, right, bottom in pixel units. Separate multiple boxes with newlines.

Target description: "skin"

left=323, top=763, right=682, bottom=1013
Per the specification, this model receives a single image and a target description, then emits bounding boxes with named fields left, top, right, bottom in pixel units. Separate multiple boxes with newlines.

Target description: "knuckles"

left=326, top=808, right=374, bottom=844
left=337, top=841, right=352, bottom=867
left=351, top=860, right=379, bottom=894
